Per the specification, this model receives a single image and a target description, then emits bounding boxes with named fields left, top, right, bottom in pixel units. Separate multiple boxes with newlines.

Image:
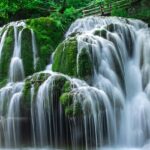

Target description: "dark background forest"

left=0, top=0, right=150, bottom=27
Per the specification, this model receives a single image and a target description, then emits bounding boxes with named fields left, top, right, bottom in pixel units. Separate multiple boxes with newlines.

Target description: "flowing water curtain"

left=58, top=16, right=150, bottom=148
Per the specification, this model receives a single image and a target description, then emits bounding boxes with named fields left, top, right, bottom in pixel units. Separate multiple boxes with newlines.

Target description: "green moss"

left=60, top=83, right=83, bottom=117
left=21, top=72, right=50, bottom=117
left=21, top=28, right=34, bottom=76
left=52, top=75, right=67, bottom=95
left=52, top=38, right=94, bottom=82
left=65, top=102, right=83, bottom=117
left=60, top=93, right=73, bottom=107
left=22, top=77, right=32, bottom=107
left=26, top=17, right=64, bottom=71
left=32, top=72, right=50, bottom=95
left=78, top=48, right=93, bottom=82
left=62, top=80, right=72, bottom=93
left=52, top=37, right=78, bottom=76
left=0, top=26, right=14, bottom=81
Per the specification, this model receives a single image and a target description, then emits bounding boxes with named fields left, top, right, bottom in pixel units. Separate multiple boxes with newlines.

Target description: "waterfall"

left=0, top=16, right=150, bottom=150
left=9, top=22, right=25, bottom=82
left=0, top=21, right=39, bottom=148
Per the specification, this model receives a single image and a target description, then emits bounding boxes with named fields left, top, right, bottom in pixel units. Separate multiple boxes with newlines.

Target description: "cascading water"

left=0, top=16, right=150, bottom=150
left=9, top=22, right=25, bottom=82
left=0, top=21, right=38, bottom=148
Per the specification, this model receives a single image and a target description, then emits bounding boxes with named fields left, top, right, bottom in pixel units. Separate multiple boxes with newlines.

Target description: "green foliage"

left=26, top=17, right=64, bottom=71
left=0, top=0, right=90, bottom=25
left=111, top=7, right=128, bottom=17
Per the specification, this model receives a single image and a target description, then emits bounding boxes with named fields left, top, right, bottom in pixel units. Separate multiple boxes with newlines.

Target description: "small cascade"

left=32, top=73, right=68, bottom=147
left=9, top=22, right=25, bottom=82
left=6, top=91, right=22, bottom=147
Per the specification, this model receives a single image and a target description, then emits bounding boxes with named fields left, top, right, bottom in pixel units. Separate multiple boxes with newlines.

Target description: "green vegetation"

left=0, top=0, right=150, bottom=27
left=26, top=17, right=65, bottom=71
left=0, top=0, right=91, bottom=26
left=21, top=72, right=50, bottom=116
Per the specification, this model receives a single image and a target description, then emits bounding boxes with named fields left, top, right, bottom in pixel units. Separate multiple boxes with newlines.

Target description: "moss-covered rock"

left=26, top=17, right=64, bottom=71
left=21, top=28, right=34, bottom=76
left=0, top=26, right=14, bottom=81
left=94, top=29, right=107, bottom=39
left=0, top=17, right=66, bottom=87
left=52, top=37, right=94, bottom=83
left=60, top=92, right=73, bottom=107
left=78, top=48, right=93, bottom=82
left=21, top=72, right=50, bottom=117
left=60, top=92, right=83, bottom=117
left=59, top=79, right=83, bottom=117
left=52, top=37, right=78, bottom=76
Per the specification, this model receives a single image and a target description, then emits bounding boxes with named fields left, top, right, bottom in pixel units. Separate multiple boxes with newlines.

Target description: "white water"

left=0, top=30, right=8, bottom=59
left=64, top=16, right=150, bottom=149
left=9, top=22, right=25, bottom=82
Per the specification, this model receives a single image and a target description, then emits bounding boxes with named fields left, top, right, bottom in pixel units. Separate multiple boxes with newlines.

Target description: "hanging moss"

left=0, top=26, right=14, bottom=81
left=21, top=28, right=34, bottom=77
left=60, top=92, right=73, bottom=107
left=52, top=37, right=78, bottom=76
